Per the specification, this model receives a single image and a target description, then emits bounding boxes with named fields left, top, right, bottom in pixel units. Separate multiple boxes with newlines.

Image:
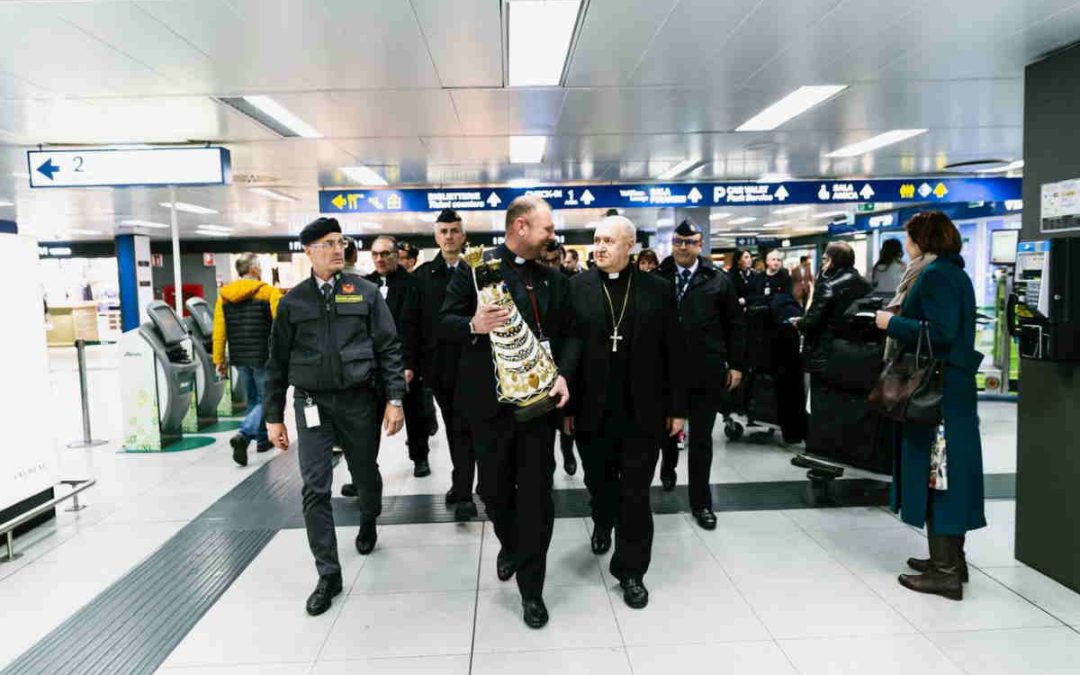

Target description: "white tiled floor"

left=7, top=345, right=1077, bottom=674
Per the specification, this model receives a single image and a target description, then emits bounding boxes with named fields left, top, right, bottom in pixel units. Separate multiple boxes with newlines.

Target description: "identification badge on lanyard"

left=304, top=397, right=321, bottom=428
left=765, top=286, right=771, bottom=296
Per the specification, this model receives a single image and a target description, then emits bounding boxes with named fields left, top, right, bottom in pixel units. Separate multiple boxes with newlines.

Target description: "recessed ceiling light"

left=826, top=129, right=928, bottom=158
left=510, top=136, right=547, bottom=164
left=709, top=212, right=734, bottom=221
left=216, top=95, right=322, bottom=138
left=508, top=0, right=582, bottom=87
left=340, top=166, right=389, bottom=186
left=657, top=159, right=705, bottom=181
left=772, top=205, right=811, bottom=215
left=507, top=178, right=541, bottom=188
left=762, top=221, right=788, bottom=228
left=736, top=85, right=847, bottom=132
left=729, top=216, right=758, bottom=225
left=160, top=201, right=218, bottom=215
left=248, top=187, right=298, bottom=202
left=120, top=219, right=170, bottom=229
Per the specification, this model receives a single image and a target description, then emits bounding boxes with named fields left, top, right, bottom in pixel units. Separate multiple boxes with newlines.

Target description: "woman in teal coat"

left=875, top=211, right=986, bottom=601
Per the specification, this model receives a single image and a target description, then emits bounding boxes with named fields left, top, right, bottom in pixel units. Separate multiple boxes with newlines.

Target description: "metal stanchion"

left=67, top=339, right=108, bottom=448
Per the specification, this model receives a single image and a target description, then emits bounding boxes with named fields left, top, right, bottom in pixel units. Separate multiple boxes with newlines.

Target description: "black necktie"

left=321, top=282, right=333, bottom=303
left=677, top=268, right=692, bottom=303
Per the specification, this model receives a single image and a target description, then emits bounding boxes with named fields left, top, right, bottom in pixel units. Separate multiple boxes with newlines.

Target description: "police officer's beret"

left=436, top=208, right=461, bottom=223
left=299, top=217, right=342, bottom=246
left=675, top=218, right=702, bottom=237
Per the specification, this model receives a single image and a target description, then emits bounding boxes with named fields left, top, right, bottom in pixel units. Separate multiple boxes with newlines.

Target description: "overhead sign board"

left=27, top=147, right=231, bottom=189
left=319, top=178, right=1020, bottom=214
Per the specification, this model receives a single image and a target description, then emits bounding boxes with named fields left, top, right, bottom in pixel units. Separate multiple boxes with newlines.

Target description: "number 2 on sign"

left=73, top=156, right=85, bottom=172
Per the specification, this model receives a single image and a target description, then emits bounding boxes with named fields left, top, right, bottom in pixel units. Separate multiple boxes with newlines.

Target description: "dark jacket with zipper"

left=263, top=272, right=405, bottom=424
left=365, top=266, right=419, bottom=373
left=410, top=253, right=465, bottom=391
left=657, top=255, right=747, bottom=392
left=798, top=267, right=872, bottom=372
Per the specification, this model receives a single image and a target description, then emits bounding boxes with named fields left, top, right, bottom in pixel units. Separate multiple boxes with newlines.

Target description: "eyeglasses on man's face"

left=371, top=250, right=396, bottom=259
left=308, top=237, right=353, bottom=252
left=672, top=237, right=703, bottom=248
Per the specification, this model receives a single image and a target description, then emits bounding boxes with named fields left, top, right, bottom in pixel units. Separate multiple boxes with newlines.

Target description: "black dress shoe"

left=692, top=508, right=717, bottom=530
left=341, top=483, right=357, bottom=498
left=413, top=460, right=432, bottom=478
left=305, top=574, right=342, bottom=616
left=230, top=434, right=249, bottom=467
left=591, top=526, right=612, bottom=555
left=620, top=576, right=649, bottom=609
left=445, top=489, right=468, bottom=506
left=454, top=500, right=478, bottom=521
left=660, top=468, right=676, bottom=491
left=496, top=549, right=517, bottom=582
left=356, top=518, right=377, bottom=555
left=255, top=440, right=274, bottom=453
left=522, top=598, right=549, bottom=629
left=561, top=446, right=577, bottom=477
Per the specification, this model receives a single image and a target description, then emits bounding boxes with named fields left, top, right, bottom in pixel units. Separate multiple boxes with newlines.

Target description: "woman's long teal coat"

left=885, top=253, right=987, bottom=535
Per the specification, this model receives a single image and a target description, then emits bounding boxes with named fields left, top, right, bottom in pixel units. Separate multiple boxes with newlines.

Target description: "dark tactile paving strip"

left=1, top=527, right=275, bottom=675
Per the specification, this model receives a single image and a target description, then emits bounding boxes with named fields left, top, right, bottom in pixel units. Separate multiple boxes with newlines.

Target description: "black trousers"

left=402, top=382, right=429, bottom=463
left=474, top=412, right=556, bottom=600
left=295, top=387, right=381, bottom=578
left=774, top=329, right=807, bottom=444
left=579, top=415, right=661, bottom=579
left=436, top=387, right=476, bottom=499
left=661, top=389, right=718, bottom=511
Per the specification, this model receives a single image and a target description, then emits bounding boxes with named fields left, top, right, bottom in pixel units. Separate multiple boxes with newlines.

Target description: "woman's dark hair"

left=824, top=241, right=856, bottom=270
left=637, top=249, right=659, bottom=266
left=735, top=249, right=752, bottom=269
left=874, top=238, right=903, bottom=270
left=905, top=211, right=962, bottom=255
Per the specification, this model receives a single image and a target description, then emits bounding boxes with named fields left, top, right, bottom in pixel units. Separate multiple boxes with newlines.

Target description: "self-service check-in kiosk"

left=184, top=297, right=225, bottom=429
left=119, top=301, right=200, bottom=450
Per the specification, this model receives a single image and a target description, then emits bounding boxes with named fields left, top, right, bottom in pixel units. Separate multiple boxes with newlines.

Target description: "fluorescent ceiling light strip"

left=68, top=229, right=102, bottom=235
left=510, top=136, right=547, bottom=164
left=0, top=199, right=13, bottom=207
left=813, top=210, right=850, bottom=219
left=242, top=218, right=273, bottom=228
left=825, top=129, right=927, bottom=158
left=976, top=160, right=1024, bottom=174
left=709, top=212, right=734, bottom=221
left=772, top=205, right=811, bottom=215
left=507, top=178, right=541, bottom=188
left=762, top=221, right=788, bottom=228
left=508, top=0, right=582, bottom=87
left=248, top=187, right=298, bottom=202
left=729, top=216, right=758, bottom=225
left=197, top=230, right=231, bottom=237
left=160, top=201, right=218, bottom=215
left=340, top=165, right=389, bottom=186
left=120, top=219, right=169, bottom=229
left=656, top=159, right=703, bottom=181
left=736, top=85, right=847, bottom=132
left=243, top=95, right=322, bottom=138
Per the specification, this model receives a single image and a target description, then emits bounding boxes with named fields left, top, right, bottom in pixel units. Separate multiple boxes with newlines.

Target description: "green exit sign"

left=857, top=203, right=877, bottom=212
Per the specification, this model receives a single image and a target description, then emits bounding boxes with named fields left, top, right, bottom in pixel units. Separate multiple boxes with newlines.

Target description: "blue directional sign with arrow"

left=27, top=147, right=230, bottom=188
left=319, top=177, right=1021, bottom=214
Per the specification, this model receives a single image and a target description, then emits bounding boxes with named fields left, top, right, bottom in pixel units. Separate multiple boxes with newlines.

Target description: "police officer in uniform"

left=656, top=218, right=746, bottom=530
left=440, top=196, right=573, bottom=629
left=264, top=217, right=406, bottom=617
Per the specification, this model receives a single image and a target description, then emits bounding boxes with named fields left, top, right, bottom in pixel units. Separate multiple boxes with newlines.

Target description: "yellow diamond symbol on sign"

left=900, top=184, right=916, bottom=199
left=934, top=183, right=949, bottom=199
left=331, top=194, right=347, bottom=210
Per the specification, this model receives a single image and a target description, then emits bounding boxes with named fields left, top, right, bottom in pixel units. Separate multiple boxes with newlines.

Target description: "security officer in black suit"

left=563, top=215, right=687, bottom=610
left=411, top=209, right=478, bottom=519
left=264, top=217, right=406, bottom=617
left=439, top=196, right=574, bottom=629
left=656, top=218, right=746, bottom=530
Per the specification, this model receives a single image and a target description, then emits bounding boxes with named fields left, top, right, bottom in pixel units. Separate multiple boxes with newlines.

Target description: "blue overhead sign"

left=833, top=200, right=1024, bottom=237
left=319, top=178, right=1021, bottom=214
left=27, top=147, right=231, bottom=188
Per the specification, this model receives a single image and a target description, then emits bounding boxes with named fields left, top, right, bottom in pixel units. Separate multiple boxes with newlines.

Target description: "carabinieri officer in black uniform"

left=264, top=217, right=406, bottom=617
left=439, top=195, right=574, bottom=630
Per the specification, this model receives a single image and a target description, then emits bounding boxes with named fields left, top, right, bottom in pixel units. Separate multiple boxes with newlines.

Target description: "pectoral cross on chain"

left=610, top=329, right=623, bottom=352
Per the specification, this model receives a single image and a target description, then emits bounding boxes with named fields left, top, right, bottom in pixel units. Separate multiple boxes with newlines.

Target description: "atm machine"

left=119, top=301, right=200, bottom=451
left=1012, top=237, right=1080, bottom=593
left=184, top=296, right=224, bottom=429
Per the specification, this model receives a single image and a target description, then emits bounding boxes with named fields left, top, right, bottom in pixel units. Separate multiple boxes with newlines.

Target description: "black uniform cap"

left=300, top=217, right=342, bottom=246
left=397, top=240, right=419, bottom=259
left=675, top=218, right=702, bottom=237
left=436, top=208, right=462, bottom=223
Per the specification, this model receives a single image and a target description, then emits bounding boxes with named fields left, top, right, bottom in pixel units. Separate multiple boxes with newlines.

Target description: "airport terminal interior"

left=3, top=1, right=1080, bottom=674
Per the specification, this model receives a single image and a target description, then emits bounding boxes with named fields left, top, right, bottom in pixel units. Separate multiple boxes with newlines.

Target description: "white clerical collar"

left=605, top=267, right=628, bottom=280
left=514, top=255, right=526, bottom=265
left=678, top=260, right=699, bottom=277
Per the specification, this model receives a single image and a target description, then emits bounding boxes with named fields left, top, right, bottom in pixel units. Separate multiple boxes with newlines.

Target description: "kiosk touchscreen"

left=184, top=297, right=224, bottom=429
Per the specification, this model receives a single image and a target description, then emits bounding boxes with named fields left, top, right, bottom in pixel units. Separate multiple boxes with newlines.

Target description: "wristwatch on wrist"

left=388, top=399, right=403, bottom=408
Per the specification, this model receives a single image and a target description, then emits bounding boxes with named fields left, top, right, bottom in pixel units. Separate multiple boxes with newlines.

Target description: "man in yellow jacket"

left=212, top=253, right=284, bottom=466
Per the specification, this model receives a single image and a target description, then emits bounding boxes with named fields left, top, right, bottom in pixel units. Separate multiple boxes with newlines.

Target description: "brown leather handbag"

left=869, top=321, right=944, bottom=425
